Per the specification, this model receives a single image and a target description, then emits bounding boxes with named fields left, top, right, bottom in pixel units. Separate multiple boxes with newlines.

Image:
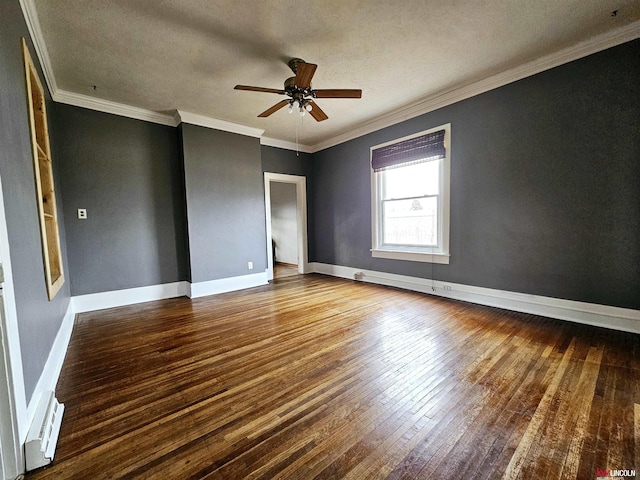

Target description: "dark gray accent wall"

left=312, top=39, right=640, bottom=310
left=0, top=0, right=71, bottom=401
left=261, top=145, right=315, bottom=259
left=52, top=104, right=188, bottom=295
left=182, top=125, right=266, bottom=282
left=261, top=145, right=313, bottom=177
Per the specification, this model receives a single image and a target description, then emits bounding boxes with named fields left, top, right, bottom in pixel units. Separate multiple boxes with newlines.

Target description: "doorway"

left=264, top=173, right=308, bottom=281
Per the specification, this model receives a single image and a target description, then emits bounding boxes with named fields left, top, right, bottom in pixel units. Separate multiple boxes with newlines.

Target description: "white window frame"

left=370, top=123, right=451, bottom=264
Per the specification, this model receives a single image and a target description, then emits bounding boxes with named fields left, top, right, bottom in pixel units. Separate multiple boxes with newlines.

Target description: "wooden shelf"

left=36, top=143, right=48, bottom=159
left=23, top=37, right=64, bottom=301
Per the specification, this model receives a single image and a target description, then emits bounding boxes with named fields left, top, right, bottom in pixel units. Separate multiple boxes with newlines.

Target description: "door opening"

left=264, top=173, right=308, bottom=281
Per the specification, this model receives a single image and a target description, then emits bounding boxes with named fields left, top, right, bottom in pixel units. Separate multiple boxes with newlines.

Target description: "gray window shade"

left=372, top=129, right=446, bottom=172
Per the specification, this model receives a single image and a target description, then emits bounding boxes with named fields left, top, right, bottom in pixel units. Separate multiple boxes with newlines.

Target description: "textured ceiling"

left=33, top=0, right=640, bottom=147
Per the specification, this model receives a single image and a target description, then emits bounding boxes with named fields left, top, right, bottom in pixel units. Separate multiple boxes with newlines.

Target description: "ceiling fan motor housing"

left=284, top=77, right=314, bottom=101
left=287, top=58, right=306, bottom=74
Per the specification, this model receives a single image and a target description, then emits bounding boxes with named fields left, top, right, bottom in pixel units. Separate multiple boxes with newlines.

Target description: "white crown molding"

left=172, top=110, right=183, bottom=127
left=20, top=0, right=178, bottom=127
left=54, top=90, right=177, bottom=126
left=260, top=137, right=313, bottom=154
left=310, top=263, right=640, bottom=334
left=176, top=110, right=265, bottom=138
left=19, top=0, right=57, bottom=97
left=20, top=0, right=640, bottom=151
left=309, top=20, right=640, bottom=152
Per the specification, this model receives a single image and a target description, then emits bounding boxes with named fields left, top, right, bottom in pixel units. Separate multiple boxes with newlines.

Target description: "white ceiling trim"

left=175, top=111, right=264, bottom=138
left=309, top=20, right=640, bottom=153
left=19, top=0, right=640, bottom=153
left=19, top=0, right=57, bottom=97
left=19, top=0, right=175, bottom=127
left=260, top=137, right=313, bottom=154
left=54, top=90, right=177, bottom=126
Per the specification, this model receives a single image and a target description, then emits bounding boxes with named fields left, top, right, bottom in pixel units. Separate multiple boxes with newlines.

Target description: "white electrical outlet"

left=77, top=208, right=87, bottom=219
left=248, top=261, right=253, bottom=270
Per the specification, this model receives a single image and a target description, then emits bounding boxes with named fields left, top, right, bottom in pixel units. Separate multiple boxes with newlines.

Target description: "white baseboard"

left=188, top=272, right=268, bottom=298
left=71, top=272, right=270, bottom=311
left=25, top=300, right=74, bottom=438
left=71, top=282, right=189, bottom=313
left=310, top=262, right=640, bottom=334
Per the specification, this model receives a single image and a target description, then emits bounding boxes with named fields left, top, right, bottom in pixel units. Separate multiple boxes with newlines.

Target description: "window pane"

left=383, top=161, right=440, bottom=200
left=383, top=196, right=438, bottom=246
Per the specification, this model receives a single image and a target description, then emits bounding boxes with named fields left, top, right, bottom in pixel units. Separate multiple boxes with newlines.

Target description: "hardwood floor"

left=274, top=262, right=298, bottom=278
left=26, top=274, right=639, bottom=479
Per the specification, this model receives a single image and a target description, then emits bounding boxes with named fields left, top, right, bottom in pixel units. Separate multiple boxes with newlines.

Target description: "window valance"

left=371, top=129, right=446, bottom=172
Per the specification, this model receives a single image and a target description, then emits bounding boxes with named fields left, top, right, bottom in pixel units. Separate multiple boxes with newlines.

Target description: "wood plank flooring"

left=26, top=273, right=639, bottom=479
left=274, top=262, right=298, bottom=278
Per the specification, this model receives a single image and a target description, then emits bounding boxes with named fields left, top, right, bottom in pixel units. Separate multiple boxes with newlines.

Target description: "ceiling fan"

left=234, top=58, right=362, bottom=122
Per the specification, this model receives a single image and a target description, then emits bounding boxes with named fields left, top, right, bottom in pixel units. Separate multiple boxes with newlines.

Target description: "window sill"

left=371, top=249, right=450, bottom=264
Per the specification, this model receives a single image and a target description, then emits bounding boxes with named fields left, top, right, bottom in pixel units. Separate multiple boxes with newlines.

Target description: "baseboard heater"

left=25, top=391, right=64, bottom=471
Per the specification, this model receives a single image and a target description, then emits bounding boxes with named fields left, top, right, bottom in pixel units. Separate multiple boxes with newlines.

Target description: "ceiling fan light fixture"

left=235, top=59, right=362, bottom=122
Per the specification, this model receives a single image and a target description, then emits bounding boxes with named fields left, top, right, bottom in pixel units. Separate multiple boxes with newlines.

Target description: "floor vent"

left=25, top=391, right=64, bottom=471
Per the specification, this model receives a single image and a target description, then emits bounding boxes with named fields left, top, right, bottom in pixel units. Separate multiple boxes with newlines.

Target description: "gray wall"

left=261, top=145, right=314, bottom=263
left=270, top=182, right=297, bottom=264
left=52, top=104, right=188, bottom=295
left=261, top=145, right=313, bottom=177
left=0, top=0, right=71, bottom=401
left=181, top=125, right=266, bottom=282
left=312, top=39, right=640, bottom=310
left=2, top=0, right=636, bottom=409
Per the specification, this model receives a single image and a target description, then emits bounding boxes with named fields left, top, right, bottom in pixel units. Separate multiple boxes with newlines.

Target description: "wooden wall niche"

left=22, top=38, right=64, bottom=300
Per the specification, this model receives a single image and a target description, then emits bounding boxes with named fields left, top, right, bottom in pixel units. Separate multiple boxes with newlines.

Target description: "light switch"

left=78, top=208, right=87, bottom=219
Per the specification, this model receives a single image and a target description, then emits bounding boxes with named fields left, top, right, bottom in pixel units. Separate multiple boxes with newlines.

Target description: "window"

left=371, top=124, right=450, bottom=264
left=23, top=38, right=65, bottom=300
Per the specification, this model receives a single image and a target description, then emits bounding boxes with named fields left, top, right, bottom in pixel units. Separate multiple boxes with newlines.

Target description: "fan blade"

left=313, top=89, right=362, bottom=98
left=235, top=85, right=286, bottom=95
left=295, top=63, right=317, bottom=88
left=308, top=102, right=328, bottom=122
left=258, top=100, right=290, bottom=117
